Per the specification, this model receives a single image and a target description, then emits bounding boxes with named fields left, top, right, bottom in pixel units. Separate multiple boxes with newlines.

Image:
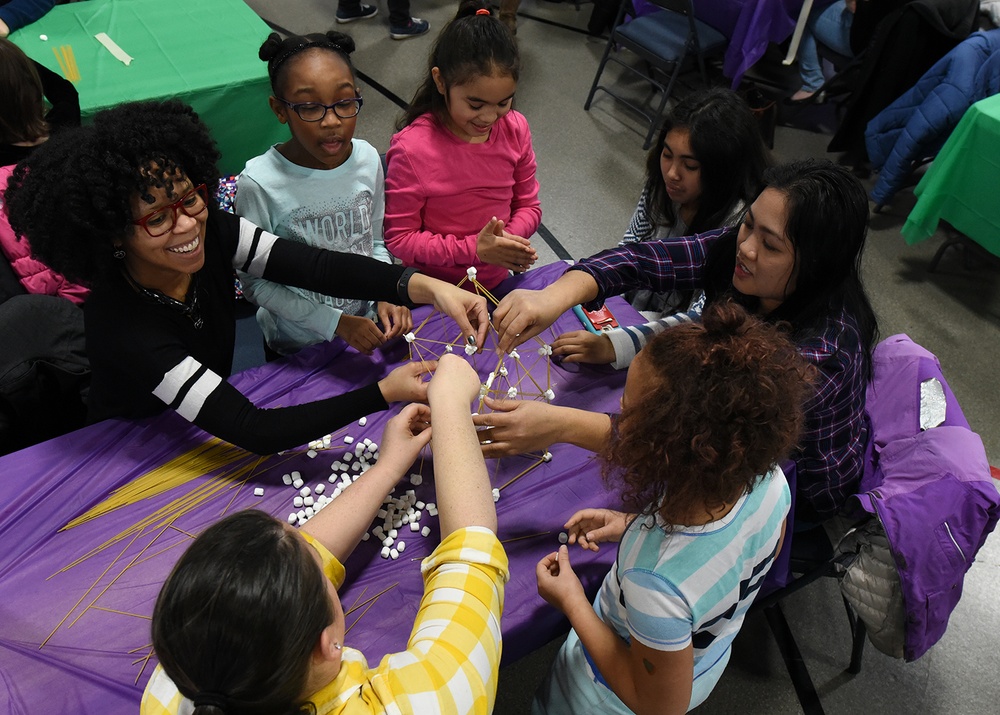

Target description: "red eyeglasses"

left=132, top=184, right=209, bottom=238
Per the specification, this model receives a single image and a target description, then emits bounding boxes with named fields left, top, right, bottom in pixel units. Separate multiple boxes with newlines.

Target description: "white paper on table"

left=919, top=377, right=947, bottom=430
left=95, top=32, right=133, bottom=66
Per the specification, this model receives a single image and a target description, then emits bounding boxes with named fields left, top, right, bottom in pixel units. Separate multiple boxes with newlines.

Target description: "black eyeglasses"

left=276, top=97, right=364, bottom=122
left=132, top=184, right=209, bottom=238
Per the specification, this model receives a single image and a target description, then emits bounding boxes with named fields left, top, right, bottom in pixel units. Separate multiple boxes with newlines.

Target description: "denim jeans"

left=799, top=1, right=854, bottom=92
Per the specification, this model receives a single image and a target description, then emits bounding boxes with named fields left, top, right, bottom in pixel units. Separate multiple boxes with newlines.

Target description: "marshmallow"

left=344, top=435, right=354, bottom=444
left=465, top=344, right=477, bottom=355
left=39, top=34, right=48, bottom=41
left=304, top=496, right=315, bottom=507
left=558, top=532, right=569, bottom=544
left=492, top=488, right=501, bottom=502
left=510, top=350, right=520, bottom=360
left=542, top=451, right=553, bottom=462
left=499, top=365, right=508, bottom=376
left=361, top=532, right=370, bottom=541
left=293, top=496, right=304, bottom=508
left=390, top=548, right=399, bottom=560
left=292, top=478, right=304, bottom=489
left=359, top=416, right=367, bottom=426
left=416, top=500, right=425, bottom=509
left=282, top=473, right=293, bottom=485
left=507, top=386, right=518, bottom=399
left=383, top=537, right=394, bottom=547
left=314, top=483, right=325, bottom=495
left=467, top=266, right=477, bottom=280
left=404, top=332, right=416, bottom=343
left=389, top=528, right=398, bottom=539
left=304, top=506, right=314, bottom=517
left=253, top=487, right=264, bottom=497
left=343, top=452, right=353, bottom=461
left=299, top=486, right=311, bottom=497
left=307, top=449, right=318, bottom=458
left=381, top=546, right=391, bottom=559
left=445, top=344, right=453, bottom=353
left=544, top=389, right=556, bottom=401
left=288, top=512, right=297, bottom=524
left=410, top=473, right=423, bottom=486
left=397, top=541, right=406, bottom=552
left=410, top=522, right=420, bottom=532
left=421, top=526, right=431, bottom=537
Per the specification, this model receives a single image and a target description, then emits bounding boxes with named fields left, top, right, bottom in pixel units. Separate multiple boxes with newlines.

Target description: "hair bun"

left=455, top=0, right=492, bottom=19
left=258, top=32, right=283, bottom=62
left=324, top=31, right=356, bottom=55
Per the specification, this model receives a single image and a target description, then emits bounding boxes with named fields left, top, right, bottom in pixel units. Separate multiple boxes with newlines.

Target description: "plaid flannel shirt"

left=572, top=233, right=867, bottom=518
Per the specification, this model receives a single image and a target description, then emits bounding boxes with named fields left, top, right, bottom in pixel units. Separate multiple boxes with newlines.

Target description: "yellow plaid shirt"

left=140, top=526, right=509, bottom=715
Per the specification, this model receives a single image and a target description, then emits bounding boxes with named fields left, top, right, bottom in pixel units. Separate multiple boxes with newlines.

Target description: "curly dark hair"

left=603, top=300, right=814, bottom=526
left=4, top=99, right=220, bottom=288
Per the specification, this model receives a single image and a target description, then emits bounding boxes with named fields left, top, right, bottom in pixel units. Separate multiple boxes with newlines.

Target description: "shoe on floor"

left=390, top=17, right=430, bottom=39
left=336, top=4, right=378, bottom=23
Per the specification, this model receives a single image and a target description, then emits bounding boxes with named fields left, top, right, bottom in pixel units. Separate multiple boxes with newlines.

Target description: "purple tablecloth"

left=0, top=262, right=638, bottom=714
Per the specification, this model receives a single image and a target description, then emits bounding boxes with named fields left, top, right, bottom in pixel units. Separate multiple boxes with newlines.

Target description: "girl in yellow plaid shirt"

left=140, top=354, right=508, bottom=715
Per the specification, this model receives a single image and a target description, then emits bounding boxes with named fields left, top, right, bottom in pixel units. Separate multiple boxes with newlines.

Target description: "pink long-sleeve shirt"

left=384, top=110, right=542, bottom=289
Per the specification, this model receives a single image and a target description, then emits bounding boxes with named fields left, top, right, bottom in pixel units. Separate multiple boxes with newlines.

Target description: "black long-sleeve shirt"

left=85, top=210, right=411, bottom=453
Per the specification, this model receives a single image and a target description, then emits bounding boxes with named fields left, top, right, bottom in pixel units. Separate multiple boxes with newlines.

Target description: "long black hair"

left=644, top=88, right=771, bottom=234
left=4, top=99, right=220, bottom=289
left=702, top=159, right=878, bottom=375
left=151, top=510, right=334, bottom=715
left=397, top=0, right=518, bottom=130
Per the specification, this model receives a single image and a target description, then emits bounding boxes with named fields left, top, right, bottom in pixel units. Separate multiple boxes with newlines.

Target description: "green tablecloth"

left=902, top=93, right=1000, bottom=258
left=10, top=0, right=288, bottom=175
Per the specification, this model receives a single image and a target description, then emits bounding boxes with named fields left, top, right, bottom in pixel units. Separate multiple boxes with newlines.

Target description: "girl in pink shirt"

left=385, top=0, right=541, bottom=290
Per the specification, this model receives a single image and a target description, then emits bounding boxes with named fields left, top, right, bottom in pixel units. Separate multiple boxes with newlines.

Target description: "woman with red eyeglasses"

left=3, top=99, right=488, bottom=454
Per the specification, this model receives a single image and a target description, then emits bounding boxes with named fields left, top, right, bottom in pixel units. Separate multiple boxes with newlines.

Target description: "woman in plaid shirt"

left=484, top=160, right=878, bottom=522
left=141, top=355, right=508, bottom=715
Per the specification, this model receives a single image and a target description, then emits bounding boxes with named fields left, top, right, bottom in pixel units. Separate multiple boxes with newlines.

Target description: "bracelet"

left=396, top=267, right=419, bottom=306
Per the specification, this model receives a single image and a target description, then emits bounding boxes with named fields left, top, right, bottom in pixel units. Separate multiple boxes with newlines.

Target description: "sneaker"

left=336, top=4, right=378, bottom=23
left=390, top=17, right=430, bottom=40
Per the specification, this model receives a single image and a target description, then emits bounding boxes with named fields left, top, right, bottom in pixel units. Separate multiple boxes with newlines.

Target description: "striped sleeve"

left=152, top=356, right=223, bottom=422
left=607, top=301, right=704, bottom=370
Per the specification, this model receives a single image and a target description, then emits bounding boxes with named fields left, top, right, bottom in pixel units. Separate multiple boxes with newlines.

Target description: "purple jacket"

left=856, top=335, right=999, bottom=660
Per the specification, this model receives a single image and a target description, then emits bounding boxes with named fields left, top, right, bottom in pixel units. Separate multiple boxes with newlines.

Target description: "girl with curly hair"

left=533, top=301, right=810, bottom=715
left=3, top=100, right=488, bottom=454
left=483, top=159, right=878, bottom=522
left=236, top=31, right=412, bottom=360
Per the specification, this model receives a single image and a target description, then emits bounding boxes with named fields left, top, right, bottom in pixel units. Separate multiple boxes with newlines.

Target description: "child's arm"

left=502, top=115, right=542, bottom=242
left=537, top=546, right=693, bottom=715
left=301, top=402, right=432, bottom=562
left=427, top=354, right=498, bottom=535
left=473, top=400, right=612, bottom=458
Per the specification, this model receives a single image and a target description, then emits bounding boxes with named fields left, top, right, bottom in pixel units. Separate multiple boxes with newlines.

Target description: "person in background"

left=237, top=31, right=412, bottom=360
left=385, top=0, right=540, bottom=291
left=552, top=87, right=771, bottom=369
left=0, top=0, right=54, bottom=38
left=334, top=0, right=429, bottom=40
left=787, top=1, right=857, bottom=104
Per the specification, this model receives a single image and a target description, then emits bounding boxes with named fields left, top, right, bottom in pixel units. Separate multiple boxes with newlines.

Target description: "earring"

left=333, top=642, right=342, bottom=651
left=113, top=246, right=125, bottom=260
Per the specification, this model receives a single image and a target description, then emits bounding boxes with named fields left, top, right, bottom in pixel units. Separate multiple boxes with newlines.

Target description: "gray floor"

left=237, top=1, right=1000, bottom=712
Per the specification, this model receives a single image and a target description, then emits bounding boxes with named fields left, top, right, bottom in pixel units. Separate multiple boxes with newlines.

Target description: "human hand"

left=476, top=217, right=537, bottom=272
left=551, top=330, right=616, bottom=365
left=336, top=314, right=386, bottom=355
left=492, top=289, right=563, bottom=353
left=536, top=545, right=588, bottom=614
left=846, top=0, right=858, bottom=12
left=427, top=353, right=481, bottom=406
left=407, top=274, right=489, bottom=349
left=565, top=509, right=631, bottom=552
left=472, top=397, right=562, bottom=457
left=0, top=19, right=9, bottom=38
left=375, top=403, right=432, bottom=476
left=377, top=302, right=412, bottom=340
left=378, top=360, right=437, bottom=404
